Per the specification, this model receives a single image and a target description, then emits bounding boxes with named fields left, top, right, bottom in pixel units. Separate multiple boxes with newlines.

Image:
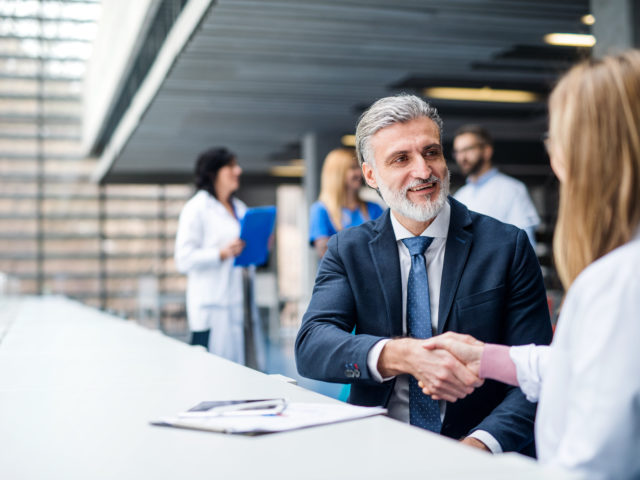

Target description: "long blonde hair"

left=318, top=148, right=368, bottom=231
left=550, top=50, right=640, bottom=289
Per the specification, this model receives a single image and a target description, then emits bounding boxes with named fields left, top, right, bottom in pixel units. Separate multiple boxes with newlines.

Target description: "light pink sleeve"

left=479, top=343, right=519, bottom=386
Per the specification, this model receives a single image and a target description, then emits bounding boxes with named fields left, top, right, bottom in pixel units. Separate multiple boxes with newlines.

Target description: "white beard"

left=377, top=172, right=450, bottom=223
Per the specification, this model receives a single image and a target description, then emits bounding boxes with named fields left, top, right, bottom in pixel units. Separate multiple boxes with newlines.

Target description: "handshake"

left=415, top=332, right=486, bottom=403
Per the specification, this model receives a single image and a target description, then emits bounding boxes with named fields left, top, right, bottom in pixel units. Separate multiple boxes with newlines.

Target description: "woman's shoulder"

left=189, top=189, right=213, bottom=204
left=559, top=235, right=640, bottom=381
left=309, top=201, right=334, bottom=240
left=181, top=189, right=207, bottom=211
left=310, top=201, right=330, bottom=220
left=569, top=236, right=640, bottom=310
left=310, top=200, right=328, bottom=212
left=186, top=190, right=242, bottom=214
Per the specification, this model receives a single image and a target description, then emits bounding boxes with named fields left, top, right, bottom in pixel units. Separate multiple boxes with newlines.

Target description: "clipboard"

left=151, top=401, right=386, bottom=435
left=234, top=206, right=276, bottom=267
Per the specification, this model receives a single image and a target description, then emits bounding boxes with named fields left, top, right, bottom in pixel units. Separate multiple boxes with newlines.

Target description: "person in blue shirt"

left=452, top=125, right=540, bottom=248
left=310, top=148, right=384, bottom=258
left=309, top=147, right=385, bottom=401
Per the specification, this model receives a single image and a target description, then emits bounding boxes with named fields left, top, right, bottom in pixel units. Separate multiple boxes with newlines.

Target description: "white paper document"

left=152, top=402, right=387, bottom=435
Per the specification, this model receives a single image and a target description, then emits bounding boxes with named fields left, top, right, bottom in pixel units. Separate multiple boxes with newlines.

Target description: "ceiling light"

left=270, top=160, right=305, bottom=178
left=423, top=86, right=541, bottom=103
left=581, top=14, right=595, bottom=25
left=341, top=135, right=355, bottom=147
left=544, top=33, right=596, bottom=47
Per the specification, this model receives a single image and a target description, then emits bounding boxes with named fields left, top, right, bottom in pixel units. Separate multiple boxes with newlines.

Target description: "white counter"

left=0, top=296, right=571, bottom=479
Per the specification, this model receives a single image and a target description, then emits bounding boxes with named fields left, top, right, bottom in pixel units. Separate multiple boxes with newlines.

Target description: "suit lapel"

left=369, top=211, right=404, bottom=337
left=438, top=198, right=472, bottom=334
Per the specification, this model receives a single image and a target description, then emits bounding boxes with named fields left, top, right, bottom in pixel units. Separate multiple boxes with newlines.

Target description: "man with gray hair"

left=295, top=94, right=552, bottom=455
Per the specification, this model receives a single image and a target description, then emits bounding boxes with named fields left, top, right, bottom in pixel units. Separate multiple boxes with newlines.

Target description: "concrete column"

left=302, top=132, right=336, bottom=211
left=591, top=0, right=640, bottom=57
left=301, top=132, right=339, bottom=306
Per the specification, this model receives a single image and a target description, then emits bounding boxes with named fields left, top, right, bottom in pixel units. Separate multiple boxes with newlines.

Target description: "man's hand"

left=460, top=436, right=491, bottom=452
left=422, top=332, right=485, bottom=378
left=378, top=337, right=482, bottom=403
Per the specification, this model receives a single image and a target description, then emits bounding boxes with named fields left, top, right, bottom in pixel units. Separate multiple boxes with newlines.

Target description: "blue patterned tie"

left=402, top=236, right=441, bottom=433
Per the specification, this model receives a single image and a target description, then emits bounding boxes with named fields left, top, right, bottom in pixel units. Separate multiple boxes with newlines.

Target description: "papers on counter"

left=151, top=400, right=386, bottom=435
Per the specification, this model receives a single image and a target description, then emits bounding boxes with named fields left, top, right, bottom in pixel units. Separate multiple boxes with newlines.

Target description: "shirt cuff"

left=468, top=430, right=503, bottom=454
left=367, top=339, right=394, bottom=383
left=509, top=344, right=547, bottom=402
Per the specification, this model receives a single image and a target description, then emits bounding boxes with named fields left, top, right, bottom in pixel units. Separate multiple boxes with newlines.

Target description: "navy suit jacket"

left=295, top=197, right=552, bottom=453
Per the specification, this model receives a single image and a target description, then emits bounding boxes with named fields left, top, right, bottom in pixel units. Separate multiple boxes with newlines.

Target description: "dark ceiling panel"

left=105, top=0, right=590, bottom=181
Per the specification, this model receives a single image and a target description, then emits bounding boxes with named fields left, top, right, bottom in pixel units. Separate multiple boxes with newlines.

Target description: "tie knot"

left=402, top=236, right=434, bottom=256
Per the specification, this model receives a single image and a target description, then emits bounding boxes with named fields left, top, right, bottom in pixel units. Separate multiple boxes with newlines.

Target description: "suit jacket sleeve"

left=466, top=228, right=552, bottom=452
left=295, top=234, right=386, bottom=385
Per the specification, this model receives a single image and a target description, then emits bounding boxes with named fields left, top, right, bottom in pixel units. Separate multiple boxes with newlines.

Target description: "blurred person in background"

left=175, top=147, right=262, bottom=367
left=425, top=50, right=640, bottom=479
left=452, top=125, right=540, bottom=247
left=309, top=147, right=384, bottom=401
left=309, top=148, right=384, bottom=259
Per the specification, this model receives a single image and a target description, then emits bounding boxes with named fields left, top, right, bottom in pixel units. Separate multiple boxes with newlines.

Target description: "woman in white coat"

left=175, top=147, right=262, bottom=367
left=424, top=51, right=640, bottom=479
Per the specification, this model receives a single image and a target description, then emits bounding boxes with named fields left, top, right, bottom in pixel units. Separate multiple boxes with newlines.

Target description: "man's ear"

left=361, top=162, right=378, bottom=189
left=483, top=144, right=494, bottom=162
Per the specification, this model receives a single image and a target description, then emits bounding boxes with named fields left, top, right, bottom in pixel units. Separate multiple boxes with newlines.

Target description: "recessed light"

left=423, top=86, right=541, bottom=103
left=581, top=14, right=595, bottom=26
left=544, top=33, right=596, bottom=47
left=270, top=160, right=305, bottom=177
left=341, top=135, right=355, bottom=147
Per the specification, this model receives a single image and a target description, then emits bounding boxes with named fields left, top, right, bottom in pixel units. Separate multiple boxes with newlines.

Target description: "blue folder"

left=234, top=206, right=276, bottom=267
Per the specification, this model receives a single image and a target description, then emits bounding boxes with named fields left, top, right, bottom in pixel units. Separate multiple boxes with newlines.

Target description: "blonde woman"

left=309, top=148, right=384, bottom=258
left=425, top=50, right=640, bottom=479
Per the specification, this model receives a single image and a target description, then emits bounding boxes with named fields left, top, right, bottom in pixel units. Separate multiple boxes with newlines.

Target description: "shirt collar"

left=390, top=200, right=451, bottom=241
left=467, top=167, right=498, bottom=187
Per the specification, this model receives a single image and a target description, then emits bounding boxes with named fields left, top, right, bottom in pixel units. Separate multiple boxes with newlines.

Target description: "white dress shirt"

left=508, top=229, right=640, bottom=479
left=454, top=168, right=539, bottom=247
left=366, top=201, right=501, bottom=452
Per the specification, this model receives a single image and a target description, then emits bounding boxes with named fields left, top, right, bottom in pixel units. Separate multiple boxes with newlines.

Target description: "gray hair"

left=355, top=94, right=443, bottom=167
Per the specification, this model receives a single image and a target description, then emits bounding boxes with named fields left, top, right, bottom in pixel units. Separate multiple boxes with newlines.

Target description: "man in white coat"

left=452, top=125, right=540, bottom=248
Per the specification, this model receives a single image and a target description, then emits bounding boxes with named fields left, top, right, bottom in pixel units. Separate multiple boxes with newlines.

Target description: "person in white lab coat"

left=175, top=147, right=263, bottom=367
left=423, top=50, right=640, bottom=479
left=452, top=125, right=540, bottom=248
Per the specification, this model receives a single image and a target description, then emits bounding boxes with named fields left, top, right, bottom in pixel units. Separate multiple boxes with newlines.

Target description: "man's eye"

left=393, top=156, right=407, bottom=163
left=424, top=149, right=440, bottom=157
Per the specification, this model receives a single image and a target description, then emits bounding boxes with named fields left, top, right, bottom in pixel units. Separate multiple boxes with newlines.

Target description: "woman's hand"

left=220, top=238, right=245, bottom=260
left=422, top=332, right=485, bottom=378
